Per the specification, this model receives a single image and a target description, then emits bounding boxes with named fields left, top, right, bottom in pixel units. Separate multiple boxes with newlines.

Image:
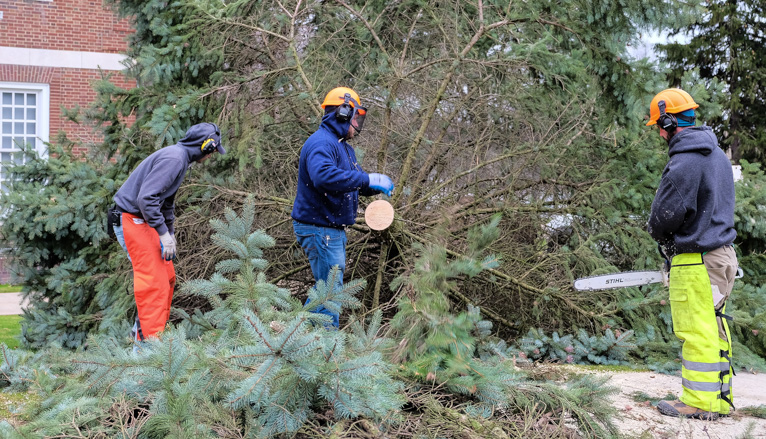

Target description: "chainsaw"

left=573, top=267, right=743, bottom=292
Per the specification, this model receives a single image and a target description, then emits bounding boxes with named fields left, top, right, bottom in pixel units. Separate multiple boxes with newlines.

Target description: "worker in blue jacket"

left=291, top=87, right=393, bottom=327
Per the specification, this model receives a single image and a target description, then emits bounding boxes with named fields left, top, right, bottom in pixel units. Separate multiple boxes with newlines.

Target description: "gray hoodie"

left=113, top=123, right=219, bottom=236
left=647, top=126, right=736, bottom=255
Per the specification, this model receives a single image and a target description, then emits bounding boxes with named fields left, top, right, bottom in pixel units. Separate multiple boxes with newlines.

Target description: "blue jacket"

left=291, top=112, right=376, bottom=228
left=648, top=126, right=737, bottom=255
left=114, top=123, right=215, bottom=236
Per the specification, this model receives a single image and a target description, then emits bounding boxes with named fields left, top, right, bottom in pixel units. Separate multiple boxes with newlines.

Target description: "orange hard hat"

left=321, top=87, right=361, bottom=109
left=646, top=88, right=699, bottom=126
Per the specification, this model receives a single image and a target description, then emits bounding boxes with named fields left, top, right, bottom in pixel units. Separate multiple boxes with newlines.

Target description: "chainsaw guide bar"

left=573, top=271, right=665, bottom=291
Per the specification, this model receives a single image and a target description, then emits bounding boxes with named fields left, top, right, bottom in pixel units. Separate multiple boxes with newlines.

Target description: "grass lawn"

left=0, top=391, right=39, bottom=424
left=0, top=284, right=23, bottom=293
left=0, top=315, right=22, bottom=349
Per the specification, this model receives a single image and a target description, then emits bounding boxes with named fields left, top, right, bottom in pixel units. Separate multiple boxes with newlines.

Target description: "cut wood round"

left=364, top=200, right=395, bottom=230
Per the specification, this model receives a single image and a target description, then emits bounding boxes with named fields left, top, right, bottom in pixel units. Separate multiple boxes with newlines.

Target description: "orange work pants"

left=121, top=213, right=175, bottom=339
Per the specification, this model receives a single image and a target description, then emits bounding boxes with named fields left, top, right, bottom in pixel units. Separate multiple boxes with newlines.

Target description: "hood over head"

left=178, top=122, right=226, bottom=161
left=319, top=110, right=352, bottom=140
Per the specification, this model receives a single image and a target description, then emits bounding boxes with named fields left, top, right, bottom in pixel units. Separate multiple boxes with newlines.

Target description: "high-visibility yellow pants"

left=669, top=252, right=734, bottom=414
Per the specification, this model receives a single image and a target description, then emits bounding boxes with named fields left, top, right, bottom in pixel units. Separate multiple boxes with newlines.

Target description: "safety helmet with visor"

left=321, top=87, right=367, bottom=134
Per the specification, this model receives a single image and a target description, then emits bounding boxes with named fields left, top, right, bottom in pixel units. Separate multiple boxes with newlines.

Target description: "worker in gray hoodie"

left=111, top=122, right=225, bottom=344
left=646, top=89, right=737, bottom=421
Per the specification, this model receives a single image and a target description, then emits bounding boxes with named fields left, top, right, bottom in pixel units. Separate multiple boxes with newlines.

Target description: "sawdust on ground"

left=603, top=370, right=766, bottom=438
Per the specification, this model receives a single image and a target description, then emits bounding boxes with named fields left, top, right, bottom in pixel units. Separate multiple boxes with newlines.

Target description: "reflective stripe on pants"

left=122, top=213, right=176, bottom=339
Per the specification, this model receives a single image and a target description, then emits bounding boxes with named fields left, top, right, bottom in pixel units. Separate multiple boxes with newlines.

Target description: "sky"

left=629, top=32, right=664, bottom=60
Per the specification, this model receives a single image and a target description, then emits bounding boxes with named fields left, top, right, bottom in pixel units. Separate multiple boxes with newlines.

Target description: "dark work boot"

left=657, top=399, right=718, bottom=421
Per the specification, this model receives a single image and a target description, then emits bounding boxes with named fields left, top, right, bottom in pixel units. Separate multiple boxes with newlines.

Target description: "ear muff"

left=336, top=93, right=354, bottom=122
left=657, top=100, right=677, bottom=133
left=335, top=94, right=367, bottom=133
left=200, top=123, right=220, bottom=154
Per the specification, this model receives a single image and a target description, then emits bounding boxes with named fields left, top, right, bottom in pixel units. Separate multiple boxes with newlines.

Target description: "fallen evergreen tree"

left=0, top=199, right=618, bottom=438
left=1, top=0, right=764, bottom=394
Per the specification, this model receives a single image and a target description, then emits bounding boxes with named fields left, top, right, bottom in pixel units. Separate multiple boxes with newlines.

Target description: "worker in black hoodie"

left=112, top=122, right=225, bottom=345
left=646, top=89, right=737, bottom=421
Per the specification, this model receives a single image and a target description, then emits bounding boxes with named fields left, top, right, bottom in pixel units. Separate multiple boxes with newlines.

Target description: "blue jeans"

left=293, top=221, right=346, bottom=327
left=114, top=222, right=143, bottom=350
left=113, top=223, right=131, bottom=261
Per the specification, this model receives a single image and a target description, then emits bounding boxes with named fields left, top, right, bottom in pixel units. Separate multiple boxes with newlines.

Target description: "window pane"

left=0, top=88, right=43, bottom=191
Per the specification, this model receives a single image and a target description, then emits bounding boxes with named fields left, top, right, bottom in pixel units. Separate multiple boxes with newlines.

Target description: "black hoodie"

left=647, top=126, right=736, bottom=255
left=113, top=123, right=218, bottom=235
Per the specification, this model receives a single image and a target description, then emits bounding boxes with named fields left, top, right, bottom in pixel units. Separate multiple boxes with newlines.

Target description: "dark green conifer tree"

left=658, top=0, right=766, bottom=161
left=2, top=0, right=765, bottom=378
left=0, top=139, right=129, bottom=348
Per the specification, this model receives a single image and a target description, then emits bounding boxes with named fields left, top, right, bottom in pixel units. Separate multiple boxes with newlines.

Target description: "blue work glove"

left=368, top=173, right=394, bottom=196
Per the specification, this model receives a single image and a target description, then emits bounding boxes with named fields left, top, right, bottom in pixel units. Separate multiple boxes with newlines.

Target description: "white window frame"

left=0, top=82, right=50, bottom=190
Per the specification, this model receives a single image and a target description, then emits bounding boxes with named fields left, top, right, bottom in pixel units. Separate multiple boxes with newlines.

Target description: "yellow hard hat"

left=646, top=88, right=699, bottom=126
left=321, top=87, right=361, bottom=109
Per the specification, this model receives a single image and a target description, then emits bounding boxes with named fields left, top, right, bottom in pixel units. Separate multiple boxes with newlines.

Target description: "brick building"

left=0, top=0, right=134, bottom=283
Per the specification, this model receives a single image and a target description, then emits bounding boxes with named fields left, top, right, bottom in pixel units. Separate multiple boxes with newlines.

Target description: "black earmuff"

left=657, top=100, right=677, bottom=133
left=200, top=123, right=220, bottom=154
left=336, top=93, right=354, bottom=122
